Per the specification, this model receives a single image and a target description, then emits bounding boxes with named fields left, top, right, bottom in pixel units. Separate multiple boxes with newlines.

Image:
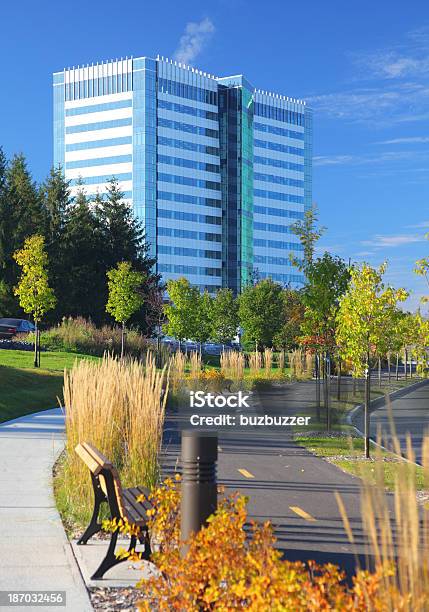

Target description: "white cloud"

left=352, top=27, right=429, bottom=80
left=313, top=155, right=354, bottom=166
left=362, top=234, right=424, bottom=248
left=173, top=18, right=215, bottom=65
left=314, top=150, right=422, bottom=168
left=308, top=83, right=429, bottom=124
left=375, top=136, right=429, bottom=145
left=355, top=53, right=429, bottom=80
left=307, top=28, right=429, bottom=125
left=406, top=220, right=429, bottom=229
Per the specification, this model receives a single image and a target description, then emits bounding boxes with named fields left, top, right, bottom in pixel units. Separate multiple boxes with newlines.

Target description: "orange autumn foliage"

left=127, top=477, right=397, bottom=611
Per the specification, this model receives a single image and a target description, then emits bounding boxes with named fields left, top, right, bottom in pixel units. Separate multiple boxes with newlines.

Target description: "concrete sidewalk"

left=0, top=408, right=92, bottom=611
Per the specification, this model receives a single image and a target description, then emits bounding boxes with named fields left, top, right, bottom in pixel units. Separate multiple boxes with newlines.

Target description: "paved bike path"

left=357, top=379, right=429, bottom=463
left=162, top=381, right=373, bottom=575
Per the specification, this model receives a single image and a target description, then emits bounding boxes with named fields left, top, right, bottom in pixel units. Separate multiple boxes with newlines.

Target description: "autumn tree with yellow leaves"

left=336, top=263, right=408, bottom=458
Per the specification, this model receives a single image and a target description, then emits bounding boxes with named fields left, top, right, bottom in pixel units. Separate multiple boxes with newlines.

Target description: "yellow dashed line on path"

left=238, top=468, right=255, bottom=479
left=289, top=506, right=317, bottom=522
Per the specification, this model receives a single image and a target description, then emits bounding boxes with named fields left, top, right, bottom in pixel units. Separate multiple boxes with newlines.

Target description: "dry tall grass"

left=59, top=354, right=167, bottom=525
left=278, top=350, right=285, bottom=371
left=220, top=351, right=244, bottom=381
left=289, top=349, right=304, bottom=378
left=188, top=351, right=202, bottom=379
left=289, top=349, right=313, bottom=379
left=336, top=415, right=429, bottom=610
left=169, top=351, right=186, bottom=391
left=248, top=351, right=263, bottom=375
left=264, top=348, right=273, bottom=374
left=304, top=351, right=314, bottom=378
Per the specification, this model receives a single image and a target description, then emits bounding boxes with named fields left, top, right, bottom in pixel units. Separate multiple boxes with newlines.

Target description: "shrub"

left=193, top=369, right=227, bottom=392
left=105, top=477, right=393, bottom=610
left=29, top=317, right=152, bottom=358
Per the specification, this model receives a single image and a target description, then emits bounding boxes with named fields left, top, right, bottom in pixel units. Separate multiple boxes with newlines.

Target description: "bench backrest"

left=75, top=442, right=128, bottom=520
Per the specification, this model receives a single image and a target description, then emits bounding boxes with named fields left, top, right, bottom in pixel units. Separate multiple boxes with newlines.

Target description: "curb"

left=346, top=378, right=429, bottom=464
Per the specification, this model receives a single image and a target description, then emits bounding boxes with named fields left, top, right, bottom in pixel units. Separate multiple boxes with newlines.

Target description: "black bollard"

left=180, top=430, right=218, bottom=555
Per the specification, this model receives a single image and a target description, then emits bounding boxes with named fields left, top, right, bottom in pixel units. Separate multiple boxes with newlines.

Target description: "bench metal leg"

left=77, top=474, right=105, bottom=545
left=77, top=517, right=102, bottom=545
left=139, top=527, right=152, bottom=560
left=91, top=529, right=122, bottom=579
left=91, top=530, right=151, bottom=579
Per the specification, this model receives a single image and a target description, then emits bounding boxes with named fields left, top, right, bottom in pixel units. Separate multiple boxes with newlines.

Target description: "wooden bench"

left=75, top=442, right=153, bottom=579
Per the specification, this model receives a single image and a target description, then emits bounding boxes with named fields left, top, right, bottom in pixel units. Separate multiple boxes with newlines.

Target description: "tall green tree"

left=289, top=205, right=325, bottom=271
left=300, top=253, right=350, bottom=344
left=40, top=167, right=72, bottom=322
left=96, top=179, right=161, bottom=332
left=238, top=279, right=284, bottom=349
left=192, top=291, right=214, bottom=351
left=60, top=186, right=106, bottom=321
left=336, top=263, right=408, bottom=458
left=13, top=235, right=56, bottom=367
left=106, top=261, right=145, bottom=357
left=273, top=288, right=304, bottom=351
left=41, top=166, right=71, bottom=242
left=164, top=278, right=200, bottom=348
left=97, top=179, right=155, bottom=269
left=0, top=155, right=46, bottom=311
left=211, top=288, right=239, bottom=346
left=302, top=253, right=351, bottom=422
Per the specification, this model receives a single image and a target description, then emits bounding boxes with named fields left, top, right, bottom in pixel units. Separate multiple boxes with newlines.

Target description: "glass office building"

left=53, top=56, right=311, bottom=293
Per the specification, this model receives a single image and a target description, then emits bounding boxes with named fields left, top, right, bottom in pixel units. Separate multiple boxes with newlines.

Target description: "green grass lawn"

left=292, top=376, right=427, bottom=491
left=0, top=349, right=99, bottom=371
left=295, top=433, right=426, bottom=491
left=0, top=349, right=100, bottom=423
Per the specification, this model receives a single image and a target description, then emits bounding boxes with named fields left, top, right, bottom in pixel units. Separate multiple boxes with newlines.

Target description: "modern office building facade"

left=53, top=56, right=311, bottom=293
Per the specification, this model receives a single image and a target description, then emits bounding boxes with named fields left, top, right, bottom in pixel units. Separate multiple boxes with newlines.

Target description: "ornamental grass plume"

left=305, top=351, right=314, bottom=378
left=188, top=351, right=202, bottom=380
left=289, top=348, right=305, bottom=379
left=277, top=350, right=286, bottom=371
left=248, top=351, right=262, bottom=376
left=335, top=406, right=429, bottom=611
left=169, top=350, right=186, bottom=391
left=58, top=354, right=167, bottom=526
left=220, top=351, right=244, bottom=381
left=264, top=347, right=273, bottom=374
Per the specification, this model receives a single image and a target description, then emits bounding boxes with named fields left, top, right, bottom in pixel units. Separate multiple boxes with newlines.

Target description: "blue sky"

left=1, top=0, right=428, bottom=309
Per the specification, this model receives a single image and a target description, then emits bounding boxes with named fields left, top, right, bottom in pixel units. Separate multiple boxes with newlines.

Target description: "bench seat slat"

left=122, top=489, right=150, bottom=523
left=128, top=486, right=152, bottom=512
